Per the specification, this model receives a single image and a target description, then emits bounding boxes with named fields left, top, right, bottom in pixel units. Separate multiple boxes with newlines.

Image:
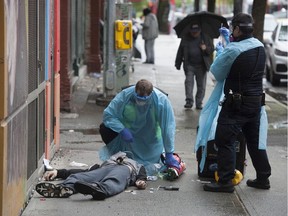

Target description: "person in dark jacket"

left=35, top=152, right=147, bottom=200
left=175, top=23, right=214, bottom=109
left=203, top=13, right=271, bottom=193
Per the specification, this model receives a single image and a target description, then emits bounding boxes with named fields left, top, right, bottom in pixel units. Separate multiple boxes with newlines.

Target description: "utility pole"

left=115, top=2, right=132, bottom=92
left=103, top=0, right=116, bottom=98
left=97, top=0, right=132, bottom=106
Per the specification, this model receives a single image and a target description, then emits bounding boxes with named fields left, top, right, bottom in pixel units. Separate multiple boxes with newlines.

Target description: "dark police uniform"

left=216, top=35, right=271, bottom=184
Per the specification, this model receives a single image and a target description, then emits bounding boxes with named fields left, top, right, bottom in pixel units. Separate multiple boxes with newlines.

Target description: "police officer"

left=203, top=13, right=271, bottom=193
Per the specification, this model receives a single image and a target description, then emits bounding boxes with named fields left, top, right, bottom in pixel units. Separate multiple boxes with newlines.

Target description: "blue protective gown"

left=195, top=37, right=268, bottom=172
left=99, top=86, right=176, bottom=173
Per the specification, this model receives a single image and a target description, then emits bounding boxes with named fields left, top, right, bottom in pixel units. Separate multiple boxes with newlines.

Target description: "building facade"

left=0, top=1, right=103, bottom=215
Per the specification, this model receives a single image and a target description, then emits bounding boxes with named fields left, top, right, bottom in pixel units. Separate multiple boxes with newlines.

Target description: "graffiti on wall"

left=116, top=51, right=129, bottom=77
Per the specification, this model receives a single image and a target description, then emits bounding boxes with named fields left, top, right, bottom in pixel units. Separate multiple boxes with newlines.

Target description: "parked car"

left=273, top=8, right=288, bottom=19
left=265, top=19, right=288, bottom=86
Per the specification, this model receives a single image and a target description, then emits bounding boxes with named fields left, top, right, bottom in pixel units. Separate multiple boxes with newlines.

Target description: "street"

left=263, top=78, right=288, bottom=106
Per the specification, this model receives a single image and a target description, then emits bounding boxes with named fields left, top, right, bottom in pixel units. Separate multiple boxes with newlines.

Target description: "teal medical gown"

left=195, top=37, right=268, bottom=172
left=99, top=86, right=176, bottom=174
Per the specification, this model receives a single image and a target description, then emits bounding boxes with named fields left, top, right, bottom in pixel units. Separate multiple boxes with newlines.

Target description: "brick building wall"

left=86, top=0, right=103, bottom=73
left=59, top=0, right=104, bottom=111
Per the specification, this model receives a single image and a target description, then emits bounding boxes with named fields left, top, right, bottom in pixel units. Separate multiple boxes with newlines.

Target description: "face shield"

left=229, top=24, right=236, bottom=42
left=134, top=92, right=152, bottom=106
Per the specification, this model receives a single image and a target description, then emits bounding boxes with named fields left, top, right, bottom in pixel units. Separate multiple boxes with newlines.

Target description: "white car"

left=263, top=14, right=278, bottom=45
left=265, top=19, right=288, bottom=86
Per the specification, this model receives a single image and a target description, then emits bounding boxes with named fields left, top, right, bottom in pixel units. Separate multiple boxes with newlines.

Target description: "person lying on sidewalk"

left=35, top=151, right=147, bottom=200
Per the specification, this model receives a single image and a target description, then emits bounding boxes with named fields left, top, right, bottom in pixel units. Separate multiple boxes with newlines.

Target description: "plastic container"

left=147, top=176, right=158, bottom=181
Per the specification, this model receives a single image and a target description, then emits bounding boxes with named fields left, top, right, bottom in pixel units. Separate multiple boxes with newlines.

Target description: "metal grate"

left=38, top=0, right=45, bottom=84
left=7, top=109, right=28, bottom=183
left=28, top=0, right=38, bottom=93
left=27, top=100, right=37, bottom=179
left=8, top=0, right=28, bottom=113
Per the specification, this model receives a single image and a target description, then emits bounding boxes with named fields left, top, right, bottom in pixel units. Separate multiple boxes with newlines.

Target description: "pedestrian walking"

left=141, top=7, right=159, bottom=64
left=99, top=79, right=180, bottom=175
left=175, top=23, right=214, bottom=109
left=35, top=152, right=147, bottom=200
left=197, top=13, right=271, bottom=193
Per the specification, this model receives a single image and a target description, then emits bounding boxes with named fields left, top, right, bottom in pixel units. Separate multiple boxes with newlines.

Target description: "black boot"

left=184, top=100, right=192, bottom=108
left=246, top=179, right=270, bottom=189
left=74, top=181, right=106, bottom=200
left=203, top=181, right=234, bottom=193
left=35, top=182, right=74, bottom=198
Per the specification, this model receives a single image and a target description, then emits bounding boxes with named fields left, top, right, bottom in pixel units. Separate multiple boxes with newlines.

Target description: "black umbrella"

left=173, top=11, right=229, bottom=38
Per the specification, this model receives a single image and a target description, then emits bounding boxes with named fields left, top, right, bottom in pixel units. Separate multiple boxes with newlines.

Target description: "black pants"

left=215, top=102, right=271, bottom=183
left=99, top=123, right=119, bottom=144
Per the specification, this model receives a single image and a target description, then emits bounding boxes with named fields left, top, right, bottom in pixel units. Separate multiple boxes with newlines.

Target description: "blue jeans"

left=61, top=164, right=131, bottom=197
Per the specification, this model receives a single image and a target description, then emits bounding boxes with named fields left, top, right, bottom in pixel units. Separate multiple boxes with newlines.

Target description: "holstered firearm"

left=226, top=90, right=242, bottom=112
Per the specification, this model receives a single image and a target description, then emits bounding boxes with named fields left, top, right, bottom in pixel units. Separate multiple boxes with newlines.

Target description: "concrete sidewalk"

left=22, top=35, right=287, bottom=216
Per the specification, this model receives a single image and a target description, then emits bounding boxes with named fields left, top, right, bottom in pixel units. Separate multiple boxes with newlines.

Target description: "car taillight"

left=275, top=48, right=288, bottom=56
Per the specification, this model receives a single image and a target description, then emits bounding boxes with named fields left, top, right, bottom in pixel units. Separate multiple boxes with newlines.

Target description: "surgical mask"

left=135, top=99, right=148, bottom=106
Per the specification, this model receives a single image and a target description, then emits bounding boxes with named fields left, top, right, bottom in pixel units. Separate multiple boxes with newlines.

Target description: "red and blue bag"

left=161, top=153, right=186, bottom=181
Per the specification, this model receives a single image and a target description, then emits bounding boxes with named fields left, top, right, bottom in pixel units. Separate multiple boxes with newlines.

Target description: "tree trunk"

left=233, top=0, right=243, bottom=15
left=207, top=0, right=216, bottom=13
left=194, top=0, right=200, bottom=12
left=252, top=0, right=267, bottom=42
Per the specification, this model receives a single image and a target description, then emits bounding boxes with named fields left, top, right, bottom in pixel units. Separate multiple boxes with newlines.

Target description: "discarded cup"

left=69, top=161, right=88, bottom=167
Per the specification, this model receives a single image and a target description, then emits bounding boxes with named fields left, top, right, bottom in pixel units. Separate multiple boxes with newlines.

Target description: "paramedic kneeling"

left=99, top=79, right=180, bottom=175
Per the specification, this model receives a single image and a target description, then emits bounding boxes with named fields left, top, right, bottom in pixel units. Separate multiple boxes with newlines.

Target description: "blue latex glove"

left=165, top=153, right=180, bottom=169
left=120, top=128, right=134, bottom=143
left=215, top=42, right=224, bottom=57
left=219, top=27, right=230, bottom=44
